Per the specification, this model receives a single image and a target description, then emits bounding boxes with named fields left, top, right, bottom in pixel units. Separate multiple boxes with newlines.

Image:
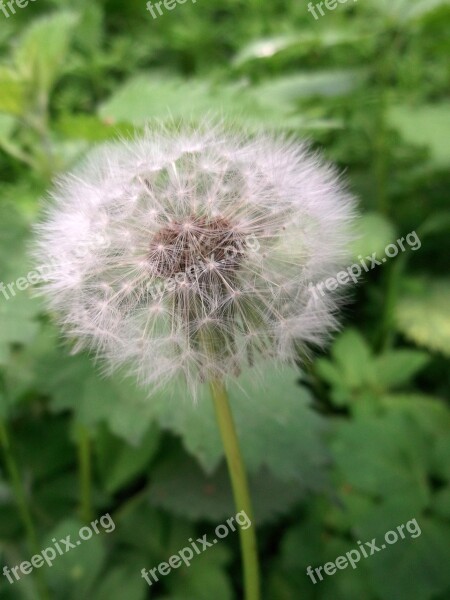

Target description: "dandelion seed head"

left=33, top=119, right=357, bottom=395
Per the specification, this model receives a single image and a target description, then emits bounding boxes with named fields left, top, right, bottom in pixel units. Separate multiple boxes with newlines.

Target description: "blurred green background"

left=0, top=0, right=449, bottom=598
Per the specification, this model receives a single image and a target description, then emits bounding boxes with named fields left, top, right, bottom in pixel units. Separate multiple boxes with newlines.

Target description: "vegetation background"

left=0, top=0, right=449, bottom=598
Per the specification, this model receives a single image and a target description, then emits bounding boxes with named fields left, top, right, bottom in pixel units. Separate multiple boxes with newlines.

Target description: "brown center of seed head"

left=148, top=216, right=245, bottom=278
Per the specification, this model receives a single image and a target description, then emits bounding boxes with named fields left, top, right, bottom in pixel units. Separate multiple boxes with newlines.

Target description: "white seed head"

left=33, top=120, right=357, bottom=395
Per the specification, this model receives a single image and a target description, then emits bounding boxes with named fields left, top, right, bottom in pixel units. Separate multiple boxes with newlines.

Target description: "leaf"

left=42, top=518, right=107, bottom=599
left=38, top=350, right=157, bottom=445
left=363, top=517, right=450, bottom=600
left=0, top=294, right=41, bottom=366
left=0, top=68, right=25, bottom=116
left=369, top=0, right=450, bottom=23
left=166, top=545, right=233, bottom=600
left=332, top=412, right=430, bottom=507
left=374, top=350, right=430, bottom=388
left=330, top=329, right=377, bottom=390
left=96, top=425, right=161, bottom=494
left=232, top=30, right=368, bottom=66
left=395, top=278, right=450, bottom=357
left=14, top=12, right=79, bottom=96
left=143, top=365, right=329, bottom=486
left=388, top=103, right=450, bottom=167
left=99, top=74, right=344, bottom=131
left=148, top=453, right=308, bottom=524
left=349, top=212, right=397, bottom=261
left=91, top=564, right=147, bottom=600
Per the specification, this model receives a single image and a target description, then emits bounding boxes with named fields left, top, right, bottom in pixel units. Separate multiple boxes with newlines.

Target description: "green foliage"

left=0, top=1, right=449, bottom=599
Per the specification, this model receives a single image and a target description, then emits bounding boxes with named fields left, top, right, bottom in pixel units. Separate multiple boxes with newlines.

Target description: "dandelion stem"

left=77, top=423, right=93, bottom=523
left=0, top=419, right=50, bottom=600
left=209, top=379, right=260, bottom=600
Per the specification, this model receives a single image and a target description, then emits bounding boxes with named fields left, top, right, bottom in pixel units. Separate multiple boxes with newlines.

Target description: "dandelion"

left=33, top=119, right=357, bottom=600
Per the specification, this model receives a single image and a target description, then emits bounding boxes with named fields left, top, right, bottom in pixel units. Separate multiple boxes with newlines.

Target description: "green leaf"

left=43, top=518, right=107, bottom=599
left=363, top=517, right=450, bottom=600
left=330, top=329, right=377, bottom=390
left=99, top=74, right=345, bottom=131
left=349, top=212, right=397, bottom=260
left=0, top=294, right=41, bottom=366
left=388, top=104, right=450, bottom=167
left=374, top=350, right=430, bottom=388
left=0, top=68, right=25, bottom=116
left=142, top=366, right=329, bottom=486
left=96, top=425, right=161, bottom=494
left=395, top=278, right=450, bottom=357
left=38, top=350, right=157, bottom=445
left=166, top=545, right=233, bottom=600
left=149, top=453, right=307, bottom=524
left=370, top=0, right=450, bottom=23
left=91, top=564, right=147, bottom=600
left=332, top=412, right=430, bottom=507
left=14, top=12, right=79, bottom=96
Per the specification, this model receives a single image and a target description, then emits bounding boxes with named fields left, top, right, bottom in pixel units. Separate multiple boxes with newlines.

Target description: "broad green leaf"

left=363, top=517, right=450, bottom=600
left=395, top=278, right=450, bottom=357
left=374, top=350, right=430, bottom=388
left=38, top=350, right=157, bottom=445
left=388, top=104, right=450, bottom=167
left=99, top=74, right=343, bottom=131
left=332, top=412, right=430, bottom=506
left=149, top=454, right=307, bottom=524
left=91, top=564, right=147, bottom=600
left=14, top=12, right=79, bottom=96
left=142, top=366, right=329, bottom=485
left=43, top=518, right=107, bottom=599
left=96, top=425, right=161, bottom=494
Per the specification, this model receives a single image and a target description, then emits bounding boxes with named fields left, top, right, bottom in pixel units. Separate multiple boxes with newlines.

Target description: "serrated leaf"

left=374, top=350, right=430, bottom=388
left=149, top=454, right=307, bottom=524
left=38, top=351, right=157, bottom=445
left=330, top=329, right=377, bottom=390
left=332, top=412, right=430, bottom=506
left=395, top=278, right=450, bottom=357
left=143, top=366, right=329, bottom=486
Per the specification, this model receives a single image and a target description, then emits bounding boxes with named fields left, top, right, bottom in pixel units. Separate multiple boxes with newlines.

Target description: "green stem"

left=209, top=379, right=260, bottom=600
left=77, top=424, right=93, bottom=523
left=0, top=420, right=49, bottom=600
